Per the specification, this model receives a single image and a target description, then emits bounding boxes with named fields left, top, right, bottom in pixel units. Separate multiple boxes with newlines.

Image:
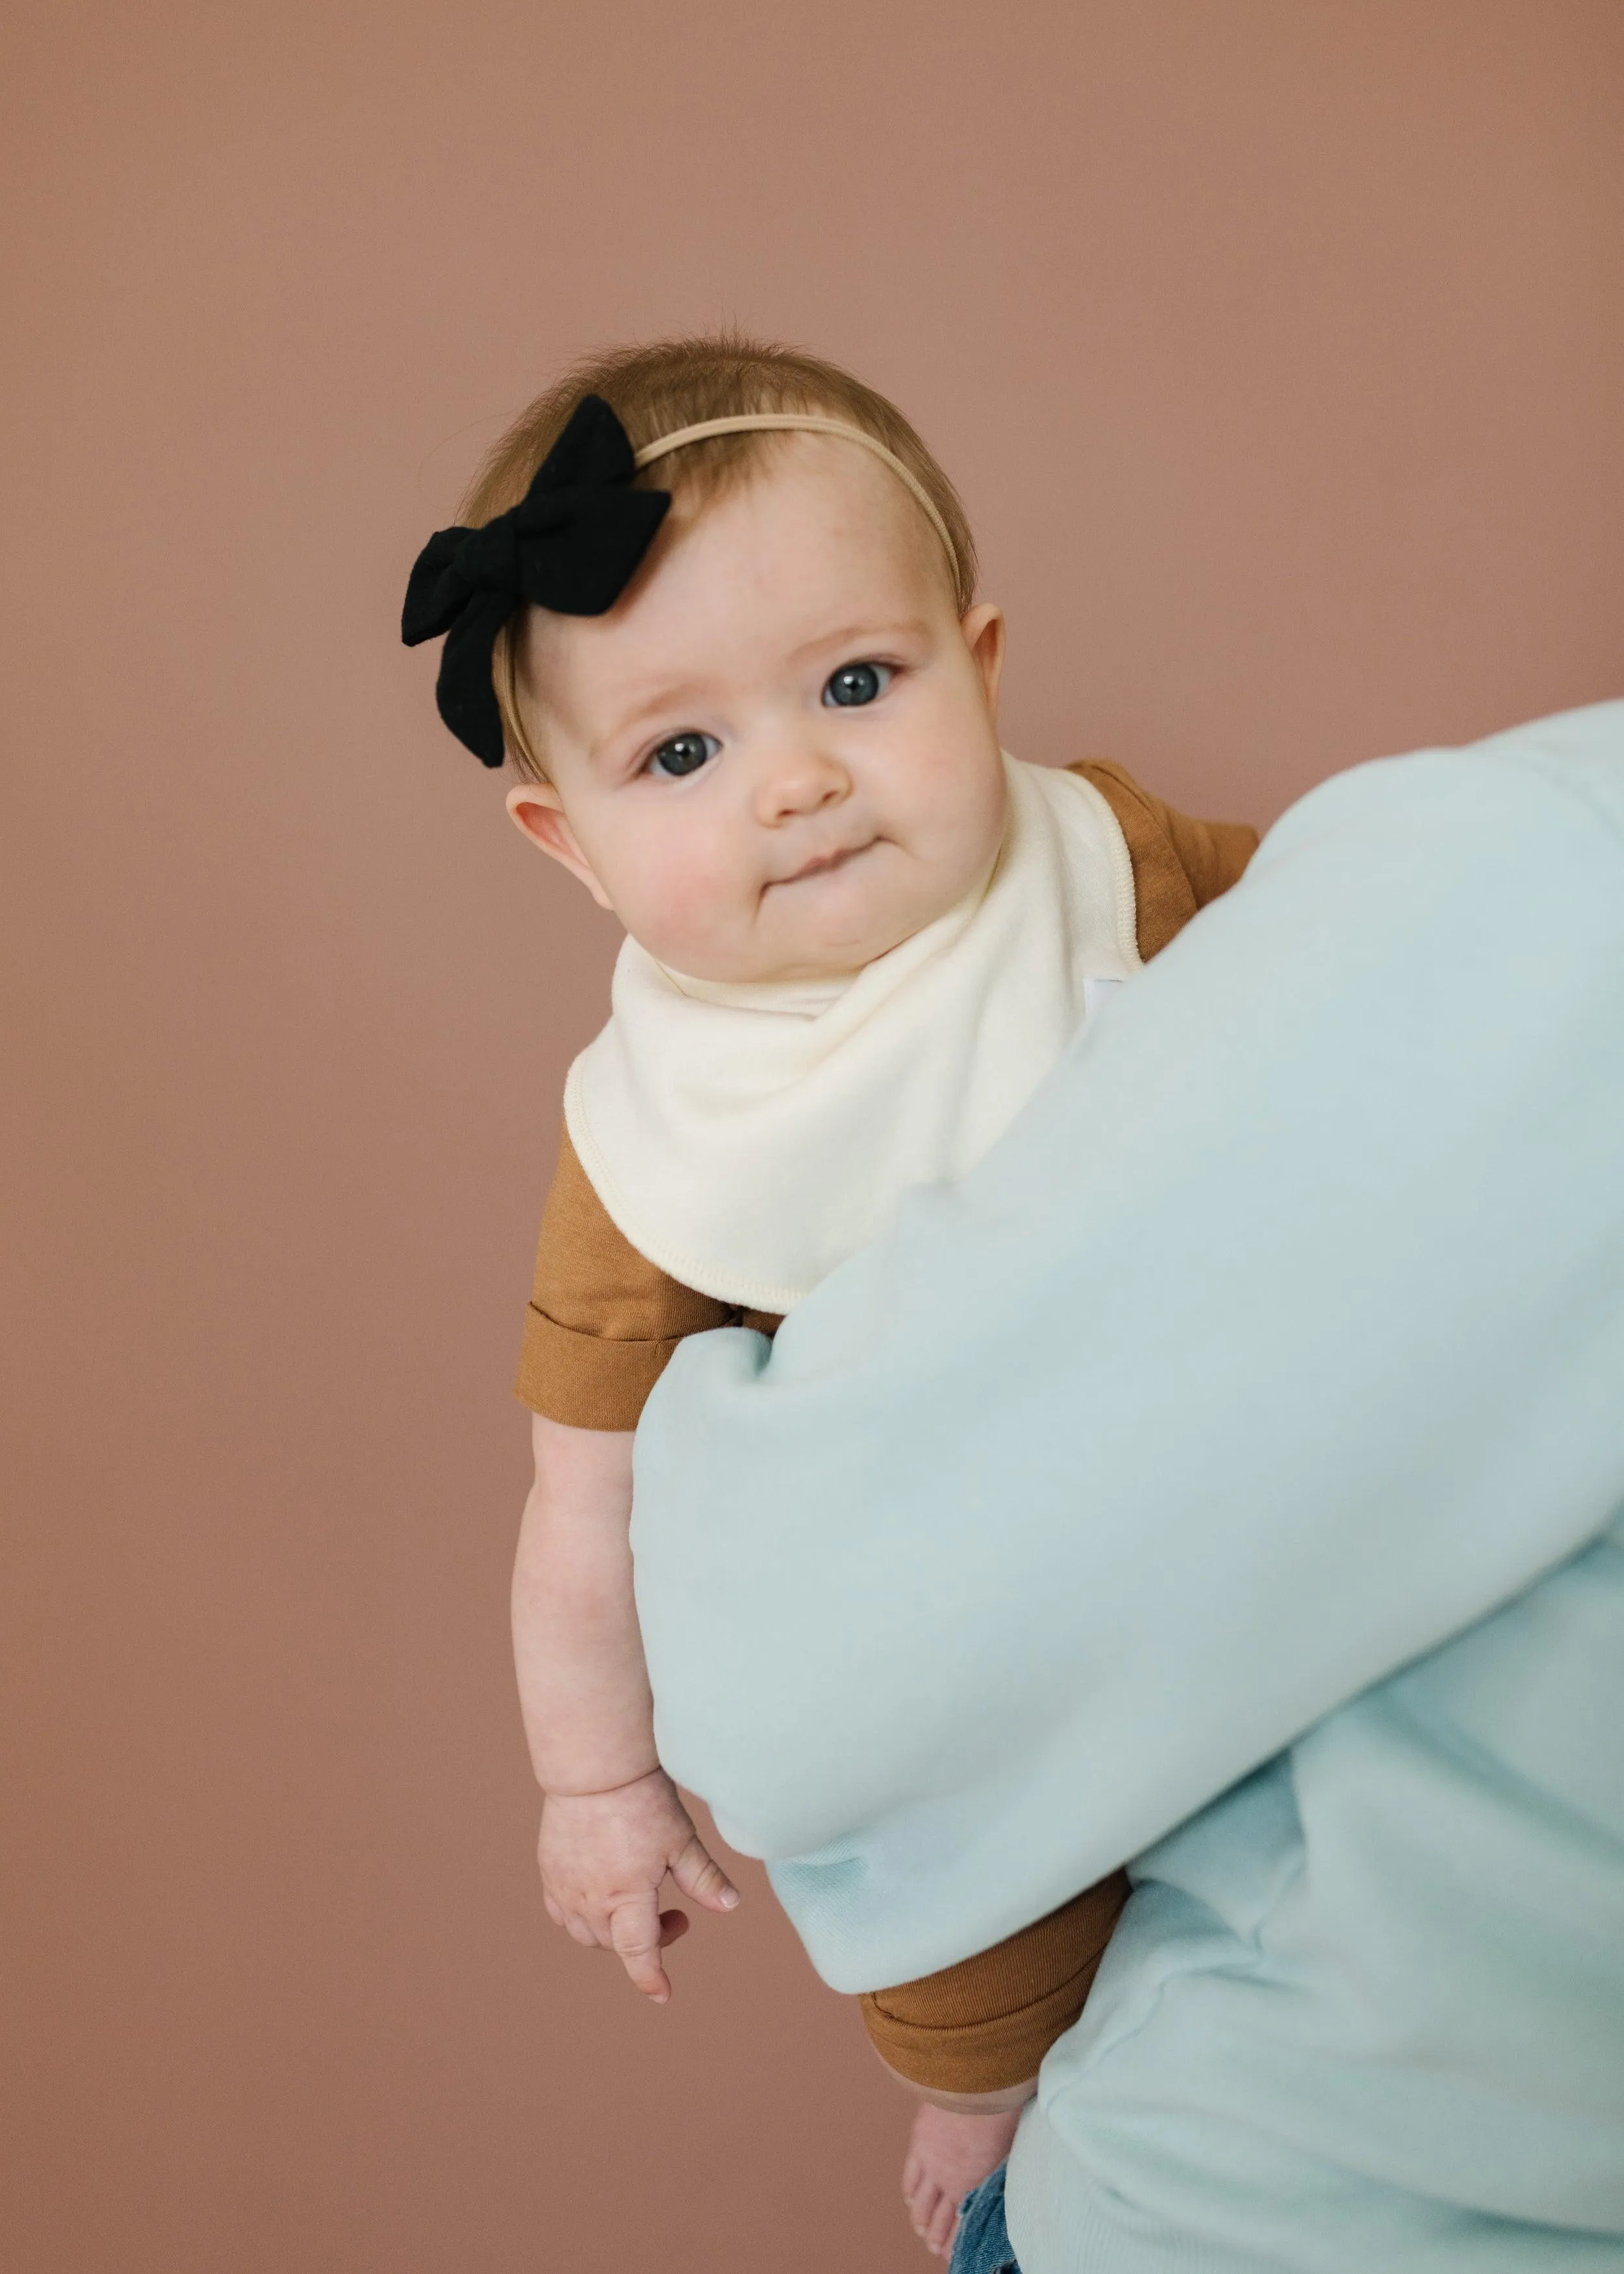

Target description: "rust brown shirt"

left=515, top=760, right=1258, bottom=2091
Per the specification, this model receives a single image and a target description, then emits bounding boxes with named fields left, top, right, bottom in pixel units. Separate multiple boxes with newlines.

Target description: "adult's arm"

left=631, top=705, right=1624, bottom=1993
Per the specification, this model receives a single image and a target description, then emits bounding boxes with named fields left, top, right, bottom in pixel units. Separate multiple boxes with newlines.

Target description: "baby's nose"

left=754, top=742, right=850, bottom=824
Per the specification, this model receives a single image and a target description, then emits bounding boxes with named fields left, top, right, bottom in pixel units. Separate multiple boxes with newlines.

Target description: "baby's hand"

left=902, top=2102, right=1022, bottom=2258
left=537, top=1767, right=739, bottom=2002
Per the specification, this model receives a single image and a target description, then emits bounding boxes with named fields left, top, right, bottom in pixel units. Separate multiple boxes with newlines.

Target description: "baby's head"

left=458, top=337, right=1005, bottom=984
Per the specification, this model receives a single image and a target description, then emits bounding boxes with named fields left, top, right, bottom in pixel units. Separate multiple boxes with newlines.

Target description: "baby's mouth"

left=774, top=838, right=878, bottom=888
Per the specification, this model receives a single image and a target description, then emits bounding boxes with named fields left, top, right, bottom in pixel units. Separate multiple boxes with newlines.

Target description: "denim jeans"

left=948, top=2162, right=1021, bottom=2274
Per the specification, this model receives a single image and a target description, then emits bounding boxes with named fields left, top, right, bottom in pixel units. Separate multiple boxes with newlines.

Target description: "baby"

left=403, top=335, right=1255, bottom=2256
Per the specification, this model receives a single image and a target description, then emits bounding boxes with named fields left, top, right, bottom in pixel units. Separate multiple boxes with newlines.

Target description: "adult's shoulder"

left=1258, top=698, right=1624, bottom=865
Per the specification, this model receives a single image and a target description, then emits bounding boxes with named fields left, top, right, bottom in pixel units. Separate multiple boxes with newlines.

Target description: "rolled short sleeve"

left=516, top=1127, right=739, bottom=1430
left=859, top=1873, right=1130, bottom=2093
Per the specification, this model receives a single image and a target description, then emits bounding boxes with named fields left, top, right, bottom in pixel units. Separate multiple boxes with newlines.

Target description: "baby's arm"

left=511, top=1412, right=738, bottom=2000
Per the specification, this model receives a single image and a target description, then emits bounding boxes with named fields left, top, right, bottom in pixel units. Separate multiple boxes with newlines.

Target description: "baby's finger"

left=669, top=1833, right=741, bottom=1913
left=563, top=1911, right=600, bottom=1949
left=657, top=1908, right=692, bottom=1949
left=607, top=1896, right=672, bottom=2002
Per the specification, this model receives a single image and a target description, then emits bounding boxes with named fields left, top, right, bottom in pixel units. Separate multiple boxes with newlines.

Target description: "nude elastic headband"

left=634, top=414, right=961, bottom=587
left=403, top=394, right=963, bottom=767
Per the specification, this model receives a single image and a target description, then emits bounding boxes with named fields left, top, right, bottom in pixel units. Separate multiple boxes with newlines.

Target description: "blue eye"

left=823, top=661, right=892, bottom=708
left=647, top=730, right=719, bottom=779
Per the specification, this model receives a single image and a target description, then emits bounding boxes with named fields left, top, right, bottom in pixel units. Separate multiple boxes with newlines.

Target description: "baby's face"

left=508, top=437, right=1007, bottom=983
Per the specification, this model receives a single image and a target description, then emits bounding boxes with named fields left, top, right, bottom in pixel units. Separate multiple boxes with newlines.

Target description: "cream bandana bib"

left=563, top=758, right=1139, bottom=1312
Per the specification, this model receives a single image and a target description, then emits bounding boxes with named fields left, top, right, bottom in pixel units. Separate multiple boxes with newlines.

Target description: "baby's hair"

left=459, top=331, right=978, bottom=781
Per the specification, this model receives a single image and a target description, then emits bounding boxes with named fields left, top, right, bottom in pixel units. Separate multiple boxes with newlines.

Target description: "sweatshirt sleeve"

left=629, top=706, right=1624, bottom=1993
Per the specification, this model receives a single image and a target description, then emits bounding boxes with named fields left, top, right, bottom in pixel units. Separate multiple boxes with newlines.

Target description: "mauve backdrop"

left=3, top=4, right=1621, bottom=2269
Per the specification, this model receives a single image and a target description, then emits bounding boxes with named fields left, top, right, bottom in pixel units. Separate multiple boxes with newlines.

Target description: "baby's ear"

left=505, top=786, right=615, bottom=911
left=960, top=602, right=1006, bottom=720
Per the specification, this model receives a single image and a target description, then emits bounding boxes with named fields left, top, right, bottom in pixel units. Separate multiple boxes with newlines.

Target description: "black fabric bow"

left=401, top=394, right=670, bottom=766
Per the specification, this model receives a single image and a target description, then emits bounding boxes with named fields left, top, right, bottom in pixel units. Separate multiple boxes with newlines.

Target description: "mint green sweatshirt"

left=632, top=702, right=1624, bottom=2273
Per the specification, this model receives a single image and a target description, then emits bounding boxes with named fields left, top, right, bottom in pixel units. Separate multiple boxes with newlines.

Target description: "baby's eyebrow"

left=585, top=674, right=718, bottom=761
left=787, top=617, right=932, bottom=662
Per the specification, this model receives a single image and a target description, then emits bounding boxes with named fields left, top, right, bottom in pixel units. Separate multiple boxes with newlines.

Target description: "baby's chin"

left=662, top=880, right=958, bottom=985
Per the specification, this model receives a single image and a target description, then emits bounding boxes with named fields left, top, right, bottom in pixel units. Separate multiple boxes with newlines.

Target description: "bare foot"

left=902, top=2102, right=1021, bottom=2258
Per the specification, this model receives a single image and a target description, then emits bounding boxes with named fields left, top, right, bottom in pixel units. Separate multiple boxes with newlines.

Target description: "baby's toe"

left=907, top=2176, right=942, bottom=2234
left=922, top=2189, right=958, bottom=2256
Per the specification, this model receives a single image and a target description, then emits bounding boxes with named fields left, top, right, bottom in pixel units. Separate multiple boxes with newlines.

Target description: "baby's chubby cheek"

left=886, top=746, right=1008, bottom=915
left=599, top=828, right=754, bottom=971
